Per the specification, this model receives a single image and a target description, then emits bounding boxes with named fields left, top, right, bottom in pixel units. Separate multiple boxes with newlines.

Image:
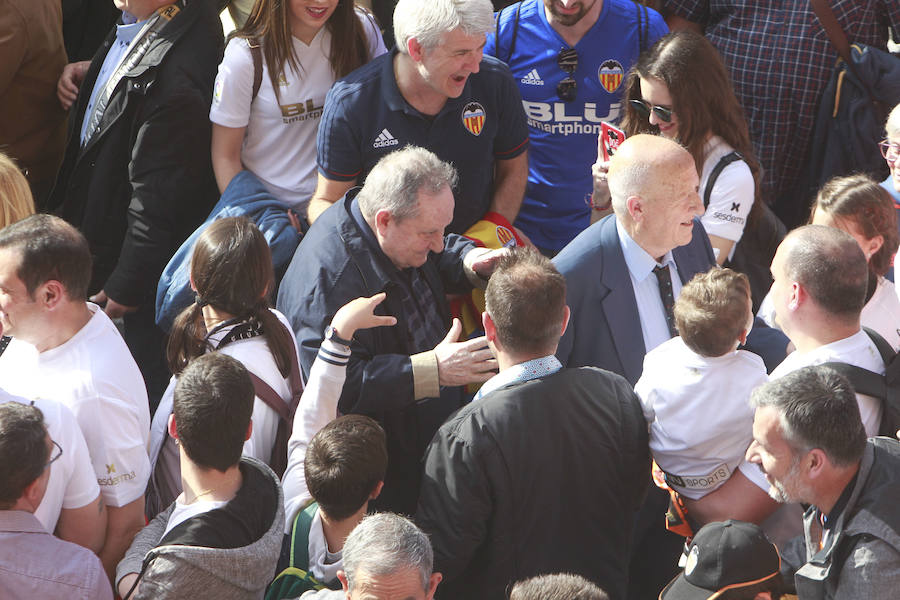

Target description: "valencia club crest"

left=598, top=59, right=624, bottom=93
left=462, top=102, right=486, bottom=136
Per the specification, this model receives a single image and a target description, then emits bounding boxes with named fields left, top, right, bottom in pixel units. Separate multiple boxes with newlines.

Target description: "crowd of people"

left=1, top=0, right=900, bottom=599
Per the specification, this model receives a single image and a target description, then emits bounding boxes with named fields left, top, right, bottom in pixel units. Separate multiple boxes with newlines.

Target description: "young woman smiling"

left=619, top=31, right=762, bottom=267
left=210, top=0, right=386, bottom=214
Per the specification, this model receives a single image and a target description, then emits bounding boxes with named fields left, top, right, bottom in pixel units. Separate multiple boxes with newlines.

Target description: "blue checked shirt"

left=474, top=355, right=563, bottom=401
left=663, top=0, right=900, bottom=208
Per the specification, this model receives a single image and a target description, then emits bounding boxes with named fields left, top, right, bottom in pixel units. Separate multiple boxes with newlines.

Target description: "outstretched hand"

left=330, top=292, right=397, bottom=341
left=433, top=318, right=497, bottom=386
left=467, top=248, right=510, bottom=281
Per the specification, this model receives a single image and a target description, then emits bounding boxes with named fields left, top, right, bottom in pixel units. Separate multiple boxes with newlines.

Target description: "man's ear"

left=22, top=474, right=45, bottom=510
left=408, top=37, right=424, bottom=62
left=806, top=448, right=829, bottom=479
left=370, top=480, right=384, bottom=500
left=625, top=195, right=644, bottom=222
left=36, top=280, right=65, bottom=310
left=482, top=311, right=497, bottom=343
left=167, top=413, right=178, bottom=440
left=374, top=209, right=392, bottom=236
left=337, top=570, right=350, bottom=592
left=425, top=572, right=443, bottom=600
left=245, top=419, right=253, bottom=442
left=560, top=305, right=570, bottom=337
left=789, top=281, right=803, bottom=311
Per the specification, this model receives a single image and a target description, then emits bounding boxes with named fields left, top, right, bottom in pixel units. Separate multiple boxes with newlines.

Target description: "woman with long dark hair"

left=147, top=217, right=300, bottom=514
left=210, top=0, right=386, bottom=212
left=617, top=31, right=762, bottom=266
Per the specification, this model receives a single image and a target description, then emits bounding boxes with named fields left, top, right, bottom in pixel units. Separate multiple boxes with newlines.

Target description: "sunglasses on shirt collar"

left=629, top=99, right=674, bottom=123
left=556, top=48, right=578, bottom=103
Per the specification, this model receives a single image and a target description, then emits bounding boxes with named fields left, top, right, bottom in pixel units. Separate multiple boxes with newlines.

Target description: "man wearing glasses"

left=487, top=0, right=668, bottom=255
left=0, top=402, right=113, bottom=598
left=880, top=104, right=900, bottom=213
left=308, top=0, right=530, bottom=239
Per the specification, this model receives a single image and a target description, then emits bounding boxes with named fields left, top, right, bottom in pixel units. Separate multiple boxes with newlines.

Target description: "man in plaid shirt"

left=663, top=1, right=900, bottom=228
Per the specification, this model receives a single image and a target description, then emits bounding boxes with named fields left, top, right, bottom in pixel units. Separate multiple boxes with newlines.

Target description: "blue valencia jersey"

left=487, top=0, right=667, bottom=251
left=317, top=50, right=529, bottom=235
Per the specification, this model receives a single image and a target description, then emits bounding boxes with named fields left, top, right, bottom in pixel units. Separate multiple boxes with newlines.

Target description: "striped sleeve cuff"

left=318, top=338, right=351, bottom=366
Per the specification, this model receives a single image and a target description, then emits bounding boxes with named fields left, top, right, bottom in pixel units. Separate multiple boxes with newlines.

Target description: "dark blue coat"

left=276, top=192, right=475, bottom=514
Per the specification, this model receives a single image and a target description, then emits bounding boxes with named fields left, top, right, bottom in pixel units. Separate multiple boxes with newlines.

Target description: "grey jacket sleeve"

left=116, top=504, right=173, bottom=589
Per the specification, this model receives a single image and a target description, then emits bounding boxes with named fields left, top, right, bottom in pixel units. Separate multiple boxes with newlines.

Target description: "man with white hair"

left=300, top=513, right=442, bottom=599
left=307, top=0, right=529, bottom=236
left=278, top=146, right=503, bottom=516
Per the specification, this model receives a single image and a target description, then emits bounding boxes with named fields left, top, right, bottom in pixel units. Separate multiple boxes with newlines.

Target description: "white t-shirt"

left=0, top=305, right=150, bottom=507
left=770, top=329, right=884, bottom=436
left=209, top=9, right=386, bottom=210
left=151, top=309, right=299, bottom=505
left=635, top=336, right=770, bottom=499
left=161, top=497, right=229, bottom=539
left=0, top=391, right=99, bottom=532
left=758, top=275, right=900, bottom=352
left=699, top=136, right=754, bottom=261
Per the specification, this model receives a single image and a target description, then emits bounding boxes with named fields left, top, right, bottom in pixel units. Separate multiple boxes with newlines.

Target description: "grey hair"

left=357, top=146, right=457, bottom=222
left=342, top=513, right=434, bottom=592
left=393, top=0, right=494, bottom=54
left=886, top=103, right=900, bottom=139
left=749, top=366, right=866, bottom=467
left=608, top=160, right=652, bottom=215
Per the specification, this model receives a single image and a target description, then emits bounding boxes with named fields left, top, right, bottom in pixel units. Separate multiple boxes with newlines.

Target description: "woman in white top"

left=759, top=174, right=900, bottom=350
left=147, top=217, right=300, bottom=515
left=210, top=0, right=386, bottom=212
left=618, top=31, right=761, bottom=266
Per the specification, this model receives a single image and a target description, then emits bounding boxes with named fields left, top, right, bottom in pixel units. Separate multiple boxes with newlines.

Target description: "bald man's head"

left=608, top=134, right=701, bottom=260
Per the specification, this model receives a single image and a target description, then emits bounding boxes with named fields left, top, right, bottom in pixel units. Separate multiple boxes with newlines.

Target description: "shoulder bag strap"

left=809, top=0, right=852, bottom=66
left=289, top=501, right=320, bottom=569
left=249, top=372, right=290, bottom=421
left=494, top=2, right=522, bottom=64
left=249, top=37, right=263, bottom=101
left=703, top=151, right=742, bottom=209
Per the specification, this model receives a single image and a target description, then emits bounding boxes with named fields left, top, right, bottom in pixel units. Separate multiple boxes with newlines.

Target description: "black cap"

left=659, top=520, right=780, bottom=600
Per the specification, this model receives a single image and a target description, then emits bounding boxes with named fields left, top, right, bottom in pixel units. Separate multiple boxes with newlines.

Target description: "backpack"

left=246, top=317, right=304, bottom=479
left=704, top=151, right=786, bottom=313
left=266, top=502, right=339, bottom=600
left=822, top=327, right=900, bottom=438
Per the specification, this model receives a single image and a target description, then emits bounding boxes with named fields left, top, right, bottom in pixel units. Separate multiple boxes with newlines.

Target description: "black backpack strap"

left=249, top=37, right=263, bottom=101
left=636, top=2, right=649, bottom=53
left=821, top=361, right=887, bottom=400
left=861, top=326, right=896, bottom=366
left=493, top=2, right=522, bottom=63
left=703, top=151, right=743, bottom=209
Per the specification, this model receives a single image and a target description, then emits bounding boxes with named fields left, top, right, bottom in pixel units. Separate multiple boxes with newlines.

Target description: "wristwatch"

left=324, top=325, right=352, bottom=347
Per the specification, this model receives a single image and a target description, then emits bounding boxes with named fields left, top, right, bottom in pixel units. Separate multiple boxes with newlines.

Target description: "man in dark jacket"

left=416, top=248, right=650, bottom=600
left=277, top=146, right=503, bottom=515
left=49, top=0, right=222, bottom=404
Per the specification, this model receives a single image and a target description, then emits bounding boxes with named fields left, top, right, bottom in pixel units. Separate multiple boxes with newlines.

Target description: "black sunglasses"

left=629, top=99, right=674, bottom=123
left=556, top=48, right=578, bottom=103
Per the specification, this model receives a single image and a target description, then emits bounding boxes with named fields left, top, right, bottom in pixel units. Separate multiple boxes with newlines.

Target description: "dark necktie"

left=653, top=264, right=677, bottom=338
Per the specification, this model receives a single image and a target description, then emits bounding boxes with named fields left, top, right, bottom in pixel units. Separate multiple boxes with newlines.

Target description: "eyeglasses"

left=629, top=99, right=674, bottom=123
left=45, top=440, right=63, bottom=470
left=879, top=139, right=900, bottom=161
left=556, top=48, right=578, bottom=103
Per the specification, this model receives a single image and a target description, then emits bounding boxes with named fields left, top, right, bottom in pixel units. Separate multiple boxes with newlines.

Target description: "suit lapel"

left=598, top=217, right=646, bottom=384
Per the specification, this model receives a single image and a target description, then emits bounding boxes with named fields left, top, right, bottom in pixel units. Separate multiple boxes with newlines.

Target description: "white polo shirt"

left=635, top=336, right=770, bottom=499
left=770, top=329, right=884, bottom=436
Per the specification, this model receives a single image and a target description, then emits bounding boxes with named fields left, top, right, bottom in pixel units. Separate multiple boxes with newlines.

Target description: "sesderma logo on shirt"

left=521, top=69, right=544, bottom=85
left=373, top=128, right=399, bottom=148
